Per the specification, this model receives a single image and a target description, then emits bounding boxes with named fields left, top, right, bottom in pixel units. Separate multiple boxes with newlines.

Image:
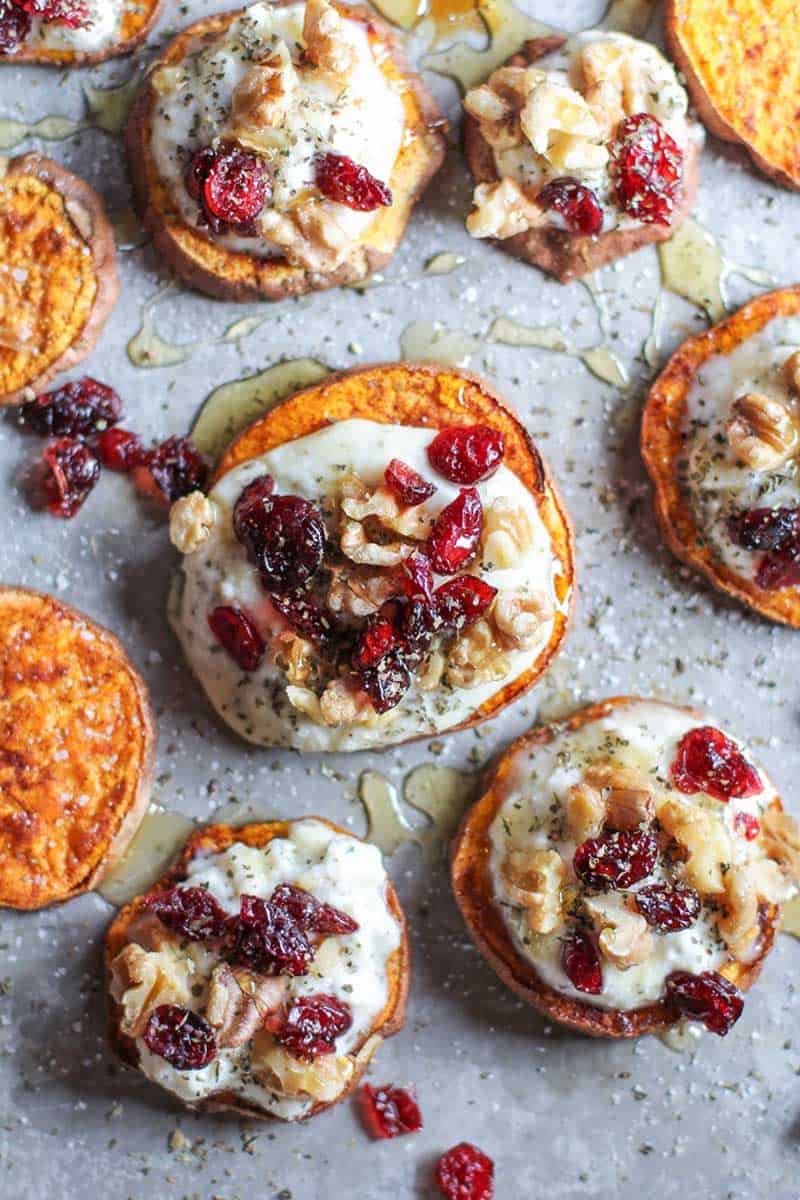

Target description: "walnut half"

left=583, top=894, right=653, bottom=968
left=657, top=797, right=731, bottom=896
left=502, top=847, right=566, bottom=934
left=725, top=391, right=799, bottom=471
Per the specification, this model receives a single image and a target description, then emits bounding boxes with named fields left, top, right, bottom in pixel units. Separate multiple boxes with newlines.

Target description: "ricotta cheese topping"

left=170, top=418, right=565, bottom=752
left=488, top=699, right=787, bottom=1012
left=24, top=0, right=121, bottom=53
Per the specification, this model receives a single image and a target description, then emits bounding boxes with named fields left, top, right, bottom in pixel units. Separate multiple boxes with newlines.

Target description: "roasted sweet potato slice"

left=666, top=0, right=800, bottom=191
left=641, top=287, right=800, bottom=627
left=105, top=818, right=410, bottom=1120
left=0, top=153, right=119, bottom=405
left=1, top=0, right=163, bottom=66
left=0, top=587, right=155, bottom=910
left=463, top=38, right=701, bottom=284
left=451, top=697, right=784, bottom=1038
left=126, top=3, right=446, bottom=301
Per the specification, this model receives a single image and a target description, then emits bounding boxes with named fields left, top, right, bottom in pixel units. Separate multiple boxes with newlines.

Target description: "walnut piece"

left=169, top=491, right=216, bottom=554
left=466, top=179, right=545, bottom=241
left=583, top=894, right=654, bottom=968
left=481, top=498, right=537, bottom=569
left=302, top=0, right=357, bottom=78
left=725, top=391, right=799, bottom=471
left=502, top=847, right=566, bottom=934
left=338, top=473, right=427, bottom=566
left=519, top=78, right=607, bottom=172
left=719, top=858, right=791, bottom=960
left=276, top=634, right=318, bottom=687
left=327, top=565, right=397, bottom=617
left=444, top=618, right=510, bottom=688
left=657, top=797, right=731, bottom=895
left=492, top=588, right=553, bottom=650
left=287, top=679, right=390, bottom=728
left=762, top=808, right=800, bottom=884
left=782, top=351, right=800, bottom=394
left=109, top=942, right=195, bottom=1038
left=229, top=47, right=296, bottom=139
left=252, top=1031, right=354, bottom=1102
left=584, top=764, right=656, bottom=831
left=579, top=39, right=650, bottom=137
left=206, top=964, right=288, bottom=1049
left=565, top=780, right=605, bottom=842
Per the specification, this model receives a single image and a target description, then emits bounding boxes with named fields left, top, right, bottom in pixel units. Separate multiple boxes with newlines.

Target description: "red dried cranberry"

left=271, top=883, right=358, bottom=935
left=634, top=882, right=701, bottom=932
left=671, top=726, right=762, bottom=802
left=359, top=1083, right=422, bottom=1139
left=435, top=1143, right=494, bottom=1200
left=397, top=550, right=434, bottom=603
left=755, top=548, right=800, bottom=590
left=384, top=458, right=436, bottom=507
left=573, top=829, right=657, bottom=891
left=538, top=177, right=603, bottom=235
left=733, top=811, right=761, bottom=840
left=353, top=614, right=397, bottom=673
left=230, top=894, right=313, bottom=976
left=359, top=650, right=411, bottom=713
left=41, top=438, right=99, bottom=518
left=208, top=605, right=265, bottom=672
left=276, top=994, right=353, bottom=1060
left=315, top=152, right=392, bottom=212
left=0, top=2, right=31, bottom=51
left=142, top=1005, right=216, bottom=1070
left=185, top=146, right=217, bottom=201
left=611, top=113, right=683, bottom=225
left=135, top=436, right=208, bottom=503
left=186, top=144, right=270, bottom=234
left=435, top=576, right=497, bottom=631
left=561, top=929, right=602, bottom=995
left=427, top=487, right=483, bottom=575
left=427, top=425, right=504, bottom=484
left=96, top=428, right=144, bottom=472
left=271, top=590, right=333, bottom=644
left=145, top=886, right=232, bottom=941
left=392, top=596, right=435, bottom=666
left=232, top=474, right=276, bottom=555
left=727, top=507, right=800, bottom=551
left=20, top=377, right=122, bottom=438
left=252, top=495, right=326, bottom=593
left=665, top=970, right=744, bottom=1036
left=17, top=0, right=88, bottom=25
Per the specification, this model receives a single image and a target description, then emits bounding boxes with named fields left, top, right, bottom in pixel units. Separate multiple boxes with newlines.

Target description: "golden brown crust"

left=462, top=38, right=701, bottom=284
left=0, top=586, right=155, bottom=910
left=105, top=818, right=410, bottom=1121
left=665, top=0, right=800, bottom=192
left=1, top=0, right=163, bottom=66
left=125, top=3, right=446, bottom=301
left=0, top=153, right=119, bottom=405
left=451, top=696, right=782, bottom=1038
left=212, top=361, right=575, bottom=738
left=641, top=287, right=800, bottom=627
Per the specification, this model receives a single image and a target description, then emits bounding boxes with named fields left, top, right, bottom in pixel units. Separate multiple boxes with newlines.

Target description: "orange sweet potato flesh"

left=3, top=0, right=163, bottom=65
left=666, top=0, right=800, bottom=191
left=451, top=696, right=782, bottom=1038
left=0, top=587, right=155, bottom=910
left=641, top=287, right=800, bottom=627
left=214, top=362, right=576, bottom=733
left=126, top=3, right=446, bottom=301
left=105, top=818, right=410, bottom=1121
left=0, top=153, right=119, bottom=405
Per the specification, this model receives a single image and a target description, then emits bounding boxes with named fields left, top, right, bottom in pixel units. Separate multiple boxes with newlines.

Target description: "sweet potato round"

left=105, top=818, right=410, bottom=1121
left=641, top=286, right=800, bottom=627
left=451, top=696, right=783, bottom=1038
left=0, top=0, right=163, bottom=66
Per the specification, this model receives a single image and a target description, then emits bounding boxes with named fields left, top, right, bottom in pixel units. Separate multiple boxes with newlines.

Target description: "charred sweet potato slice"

left=1, top=0, right=163, bottom=66
left=451, top=697, right=783, bottom=1038
left=666, top=0, right=800, bottom=191
left=126, top=3, right=446, bottom=301
left=105, top=818, right=410, bottom=1121
left=0, top=586, right=155, bottom=910
left=213, top=361, right=575, bottom=733
left=0, top=154, right=119, bottom=405
left=641, top=287, right=800, bottom=627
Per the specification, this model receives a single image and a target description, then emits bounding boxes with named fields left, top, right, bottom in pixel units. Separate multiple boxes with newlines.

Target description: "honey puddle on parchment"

left=96, top=807, right=195, bottom=907
left=359, top=765, right=476, bottom=861
left=0, top=73, right=140, bottom=150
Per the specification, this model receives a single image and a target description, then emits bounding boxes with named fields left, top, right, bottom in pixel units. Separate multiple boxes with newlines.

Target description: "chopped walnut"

left=259, top=203, right=353, bottom=274
left=762, top=809, right=800, bottom=884
left=583, top=894, right=654, bottom=968
left=584, top=764, right=656, bottom=831
left=782, top=351, right=800, bottom=394
left=302, top=0, right=357, bottom=78
left=519, top=78, right=607, bottom=172
left=275, top=634, right=318, bottom=687
left=327, top=565, right=397, bottom=617
left=481, top=498, right=537, bottom=569
left=492, top=588, right=553, bottom=650
left=252, top=1031, right=354, bottom=1102
left=725, top=391, right=799, bottom=471
left=466, top=179, right=545, bottom=241
left=502, top=847, right=565, bottom=934
left=338, top=474, right=427, bottom=566
left=287, top=679, right=389, bottom=728
left=719, top=857, right=791, bottom=959
left=417, top=647, right=445, bottom=691
left=109, top=942, right=195, bottom=1038
left=579, top=39, right=650, bottom=137
left=169, top=491, right=216, bottom=554
left=657, top=797, right=731, bottom=896
left=228, top=48, right=296, bottom=140
left=340, top=517, right=410, bottom=566
left=206, top=964, right=288, bottom=1049
left=444, top=618, right=509, bottom=688
left=565, top=780, right=605, bottom=842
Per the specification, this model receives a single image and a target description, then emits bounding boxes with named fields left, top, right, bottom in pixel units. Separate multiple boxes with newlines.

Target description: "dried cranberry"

left=276, top=994, right=353, bottom=1060
left=427, top=487, right=483, bottom=575
left=96, top=428, right=144, bottom=472
left=359, top=1083, right=422, bottom=1139
left=392, top=596, right=435, bottom=666
left=208, top=605, right=265, bottom=672
left=665, top=970, right=744, bottom=1036
left=252, top=495, right=326, bottom=593
left=634, top=883, right=701, bottom=932
left=755, top=548, right=800, bottom=590
left=315, top=152, right=392, bottom=212
left=270, top=883, right=358, bottom=935
left=611, top=113, right=683, bottom=225
left=733, top=811, right=761, bottom=840
left=142, top=1005, right=216, bottom=1070
left=435, top=576, right=497, bottom=631
left=671, top=726, right=762, bottom=802
left=185, top=146, right=216, bottom=200
left=135, top=436, right=208, bottom=503
left=384, top=458, right=436, bottom=507
left=353, top=614, right=397, bottom=673
left=271, top=590, right=333, bottom=645
left=727, top=507, right=800, bottom=551
left=230, top=894, right=313, bottom=976
left=232, top=474, right=276, bottom=555
left=186, top=144, right=270, bottom=234
left=397, top=550, right=434, bottom=603
left=41, top=438, right=99, bottom=518
left=0, top=1, right=31, bottom=51
left=538, top=177, right=603, bottom=235
left=17, top=0, right=88, bottom=25
left=20, top=377, right=122, bottom=438
left=561, top=929, right=602, bottom=995
left=145, top=886, right=232, bottom=941
left=435, top=1143, right=494, bottom=1200
left=573, top=829, right=657, bottom=891
left=427, top=425, right=504, bottom=484
left=359, top=650, right=411, bottom=714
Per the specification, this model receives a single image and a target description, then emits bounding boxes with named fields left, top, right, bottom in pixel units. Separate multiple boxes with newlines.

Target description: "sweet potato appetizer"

left=666, top=0, right=800, bottom=191
left=0, top=0, right=163, bottom=66
left=0, top=586, right=155, bottom=910
left=126, top=1, right=446, bottom=301
left=452, top=697, right=797, bottom=1038
left=463, top=33, right=701, bottom=283
left=169, top=362, right=575, bottom=752
left=105, top=817, right=410, bottom=1121
left=0, top=154, right=119, bottom=406
left=642, top=287, right=800, bottom=627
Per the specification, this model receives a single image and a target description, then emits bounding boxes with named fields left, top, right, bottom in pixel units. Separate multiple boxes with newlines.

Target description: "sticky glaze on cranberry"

left=146, top=886, right=232, bottom=942
left=397, top=550, right=434, bottom=602
left=435, top=1142, right=494, bottom=1200
left=755, top=547, right=800, bottom=590
left=20, top=377, right=122, bottom=438
left=271, top=590, right=333, bottom=645
left=561, top=929, right=603, bottom=995
left=315, top=152, right=392, bottom=212
left=390, top=596, right=435, bottom=667
left=96, top=428, right=145, bottom=472
left=230, top=894, right=313, bottom=976
left=352, top=615, right=397, bottom=673
left=0, top=2, right=31, bottom=51
left=208, top=605, right=266, bottom=672
left=665, top=970, right=743, bottom=1036
left=245, top=494, right=326, bottom=593
left=384, top=458, right=436, bottom=507
left=611, top=113, right=683, bottom=225
left=427, top=425, right=505, bottom=485
left=426, top=487, right=483, bottom=574
left=634, top=882, right=701, bottom=932
left=136, top=436, right=208, bottom=503
left=143, top=1005, right=217, bottom=1070
left=538, top=177, right=603, bottom=235
left=42, top=437, right=99, bottom=518
left=270, top=883, right=358, bottom=936
left=187, top=144, right=270, bottom=234
left=435, top=576, right=497, bottom=631
left=358, top=650, right=411, bottom=714
left=359, top=1083, right=422, bottom=1139
left=573, top=829, right=657, bottom=891
left=671, top=726, right=762, bottom=802
left=275, top=994, right=353, bottom=1060
left=727, top=507, right=800, bottom=552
